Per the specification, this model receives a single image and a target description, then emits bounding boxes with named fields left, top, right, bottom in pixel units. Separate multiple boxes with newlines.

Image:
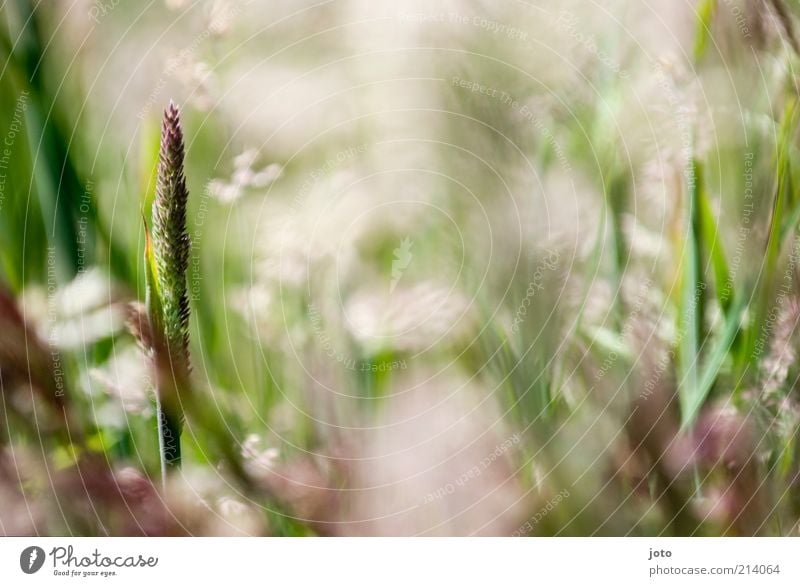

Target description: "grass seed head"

left=152, top=100, right=191, bottom=370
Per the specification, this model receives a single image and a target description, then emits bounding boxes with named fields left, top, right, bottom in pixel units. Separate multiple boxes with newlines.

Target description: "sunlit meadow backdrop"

left=1, top=0, right=800, bottom=536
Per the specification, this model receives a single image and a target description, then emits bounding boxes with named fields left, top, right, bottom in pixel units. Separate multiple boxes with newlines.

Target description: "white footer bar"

left=1, top=538, right=797, bottom=584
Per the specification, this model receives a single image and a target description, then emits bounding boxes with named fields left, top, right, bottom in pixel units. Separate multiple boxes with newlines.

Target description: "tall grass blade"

left=693, top=0, right=717, bottom=62
left=677, top=160, right=704, bottom=426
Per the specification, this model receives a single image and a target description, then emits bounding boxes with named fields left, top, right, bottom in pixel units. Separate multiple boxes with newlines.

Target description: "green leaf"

left=677, top=160, right=703, bottom=426
left=697, top=185, right=732, bottom=311
left=681, top=294, right=746, bottom=429
left=584, top=325, right=631, bottom=361
left=693, top=0, right=717, bottom=62
left=143, top=218, right=164, bottom=336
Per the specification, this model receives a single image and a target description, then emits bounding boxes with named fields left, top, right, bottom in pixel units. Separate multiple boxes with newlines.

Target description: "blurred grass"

left=3, top=0, right=800, bottom=536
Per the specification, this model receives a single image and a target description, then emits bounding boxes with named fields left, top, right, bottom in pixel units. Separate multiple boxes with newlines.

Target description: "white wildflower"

left=209, top=148, right=282, bottom=204
left=90, top=345, right=154, bottom=414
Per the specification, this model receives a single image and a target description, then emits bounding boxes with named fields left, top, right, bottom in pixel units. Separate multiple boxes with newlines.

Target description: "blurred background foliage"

left=1, top=0, right=800, bottom=536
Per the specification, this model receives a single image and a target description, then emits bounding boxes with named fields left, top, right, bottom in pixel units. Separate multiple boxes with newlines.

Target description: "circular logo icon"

left=20, top=546, right=45, bottom=574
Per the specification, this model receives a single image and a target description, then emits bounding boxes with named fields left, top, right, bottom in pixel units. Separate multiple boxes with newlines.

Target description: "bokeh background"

left=1, top=0, right=800, bottom=536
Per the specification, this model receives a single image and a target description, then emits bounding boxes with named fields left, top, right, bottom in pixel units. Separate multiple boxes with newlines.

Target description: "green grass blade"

left=681, top=294, right=746, bottom=429
left=697, top=184, right=732, bottom=311
left=738, top=95, right=796, bottom=377
left=677, top=160, right=704, bottom=425
left=693, top=0, right=718, bottom=62
left=143, top=221, right=181, bottom=477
